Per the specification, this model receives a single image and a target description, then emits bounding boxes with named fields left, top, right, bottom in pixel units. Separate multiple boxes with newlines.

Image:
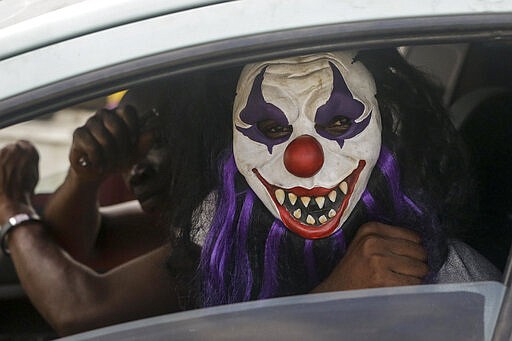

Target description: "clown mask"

left=233, top=52, right=381, bottom=239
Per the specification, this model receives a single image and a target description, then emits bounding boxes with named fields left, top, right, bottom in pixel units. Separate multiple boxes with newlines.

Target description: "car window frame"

left=1, top=12, right=512, bottom=128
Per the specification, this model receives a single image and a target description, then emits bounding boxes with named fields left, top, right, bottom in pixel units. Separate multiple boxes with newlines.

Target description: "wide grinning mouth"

left=253, top=160, right=366, bottom=239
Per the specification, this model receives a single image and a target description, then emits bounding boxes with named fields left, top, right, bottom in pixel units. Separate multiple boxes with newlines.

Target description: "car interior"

left=1, top=40, right=511, bottom=339
left=404, top=41, right=512, bottom=272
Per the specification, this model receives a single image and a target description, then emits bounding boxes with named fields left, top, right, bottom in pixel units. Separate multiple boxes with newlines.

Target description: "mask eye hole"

left=316, top=115, right=352, bottom=137
left=257, top=119, right=293, bottom=139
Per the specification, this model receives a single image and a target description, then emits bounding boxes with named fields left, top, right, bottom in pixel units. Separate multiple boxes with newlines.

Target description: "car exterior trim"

left=1, top=13, right=512, bottom=127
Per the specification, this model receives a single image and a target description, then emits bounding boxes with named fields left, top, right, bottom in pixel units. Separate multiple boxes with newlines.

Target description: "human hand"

left=313, top=222, right=429, bottom=292
left=0, top=140, right=39, bottom=220
left=69, top=105, right=153, bottom=183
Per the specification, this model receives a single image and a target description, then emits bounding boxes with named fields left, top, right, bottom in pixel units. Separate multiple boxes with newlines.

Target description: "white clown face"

left=233, top=52, right=381, bottom=239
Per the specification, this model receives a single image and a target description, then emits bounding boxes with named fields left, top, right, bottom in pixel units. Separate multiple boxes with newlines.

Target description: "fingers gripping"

left=354, top=222, right=423, bottom=244
left=355, top=223, right=429, bottom=279
left=70, top=107, right=141, bottom=179
left=116, top=105, right=139, bottom=143
left=70, top=126, right=104, bottom=173
left=323, top=222, right=430, bottom=291
left=0, top=141, right=39, bottom=201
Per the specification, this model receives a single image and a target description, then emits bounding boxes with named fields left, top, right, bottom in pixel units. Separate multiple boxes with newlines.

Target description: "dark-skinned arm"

left=9, top=229, right=180, bottom=336
left=0, top=141, right=185, bottom=335
left=43, top=106, right=162, bottom=267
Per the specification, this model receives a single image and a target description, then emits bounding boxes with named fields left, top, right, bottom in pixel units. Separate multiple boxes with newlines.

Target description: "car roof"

left=0, top=0, right=88, bottom=29
left=0, top=0, right=228, bottom=60
left=1, top=0, right=512, bottom=126
left=2, top=0, right=511, bottom=62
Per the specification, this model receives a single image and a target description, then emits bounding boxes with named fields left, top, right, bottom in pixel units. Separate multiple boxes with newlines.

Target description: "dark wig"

left=354, top=49, right=474, bottom=242
left=157, top=67, right=241, bottom=283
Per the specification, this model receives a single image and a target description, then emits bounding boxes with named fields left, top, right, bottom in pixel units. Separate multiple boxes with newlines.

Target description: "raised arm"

left=0, top=141, right=188, bottom=336
left=43, top=106, right=147, bottom=263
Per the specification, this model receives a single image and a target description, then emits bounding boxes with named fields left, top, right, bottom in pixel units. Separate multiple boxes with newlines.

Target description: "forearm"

left=9, top=226, right=183, bottom=335
left=8, top=223, right=109, bottom=335
left=43, top=169, right=102, bottom=261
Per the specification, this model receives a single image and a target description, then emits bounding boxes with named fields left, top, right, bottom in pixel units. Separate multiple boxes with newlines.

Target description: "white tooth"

left=328, top=190, right=337, bottom=202
left=301, top=196, right=311, bottom=207
left=275, top=189, right=285, bottom=205
left=339, top=181, right=348, bottom=195
left=328, top=209, right=336, bottom=218
left=315, top=197, right=325, bottom=209
left=319, top=215, right=328, bottom=224
left=293, top=209, right=302, bottom=219
left=288, top=193, right=297, bottom=205
left=306, top=215, right=315, bottom=225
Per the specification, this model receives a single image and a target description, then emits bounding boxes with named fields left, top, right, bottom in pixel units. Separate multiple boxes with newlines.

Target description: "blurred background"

left=0, top=91, right=126, bottom=193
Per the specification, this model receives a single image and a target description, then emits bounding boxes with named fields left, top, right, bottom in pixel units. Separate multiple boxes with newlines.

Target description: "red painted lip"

left=253, top=160, right=366, bottom=239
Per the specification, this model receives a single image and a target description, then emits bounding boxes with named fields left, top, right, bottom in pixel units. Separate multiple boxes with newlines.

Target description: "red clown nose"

left=283, top=135, right=324, bottom=178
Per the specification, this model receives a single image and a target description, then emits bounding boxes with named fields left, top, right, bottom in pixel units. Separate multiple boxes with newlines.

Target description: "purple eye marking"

left=315, top=62, right=371, bottom=148
left=235, top=67, right=290, bottom=154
